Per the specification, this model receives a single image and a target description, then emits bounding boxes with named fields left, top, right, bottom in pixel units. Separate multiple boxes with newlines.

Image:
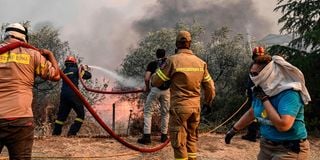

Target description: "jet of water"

left=88, top=65, right=142, bottom=88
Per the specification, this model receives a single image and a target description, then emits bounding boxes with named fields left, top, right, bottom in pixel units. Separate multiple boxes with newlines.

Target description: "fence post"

left=127, top=109, right=133, bottom=135
left=112, top=103, right=115, bottom=132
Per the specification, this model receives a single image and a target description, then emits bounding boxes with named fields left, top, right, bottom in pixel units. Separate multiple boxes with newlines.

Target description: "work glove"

left=253, top=86, right=269, bottom=102
left=81, top=64, right=90, bottom=71
left=225, top=127, right=238, bottom=144
left=255, top=117, right=274, bottom=126
left=201, top=104, right=211, bottom=115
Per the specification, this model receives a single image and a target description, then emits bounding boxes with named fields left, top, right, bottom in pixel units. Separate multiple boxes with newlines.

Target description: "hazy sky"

left=0, top=0, right=281, bottom=70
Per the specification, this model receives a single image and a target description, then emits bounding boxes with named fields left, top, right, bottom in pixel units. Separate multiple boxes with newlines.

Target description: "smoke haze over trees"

left=134, top=0, right=274, bottom=41
left=0, top=0, right=280, bottom=70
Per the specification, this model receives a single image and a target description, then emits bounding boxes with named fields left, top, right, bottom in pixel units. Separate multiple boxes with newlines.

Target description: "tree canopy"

left=275, top=0, right=320, bottom=50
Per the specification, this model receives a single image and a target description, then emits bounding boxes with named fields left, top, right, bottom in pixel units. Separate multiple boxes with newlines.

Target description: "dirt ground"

left=1, top=133, right=319, bottom=160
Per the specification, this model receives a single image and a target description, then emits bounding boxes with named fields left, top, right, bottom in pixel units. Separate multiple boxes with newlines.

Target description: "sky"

left=0, top=0, right=282, bottom=70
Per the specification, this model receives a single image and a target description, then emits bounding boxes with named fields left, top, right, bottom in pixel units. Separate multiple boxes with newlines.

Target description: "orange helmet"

left=65, top=56, right=77, bottom=63
left=252, top=46, right=265, bottom=56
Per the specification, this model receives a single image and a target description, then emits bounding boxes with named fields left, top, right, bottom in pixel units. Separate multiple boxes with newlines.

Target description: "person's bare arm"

left=144, top=71, right=152, bottom=92
left=262, top=100, right=295, bottom=132
left=233, top=107, right=255, bottom=130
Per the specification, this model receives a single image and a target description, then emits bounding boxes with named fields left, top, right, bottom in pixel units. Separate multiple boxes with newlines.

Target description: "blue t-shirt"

left=252, top=89, right=307, bottom=141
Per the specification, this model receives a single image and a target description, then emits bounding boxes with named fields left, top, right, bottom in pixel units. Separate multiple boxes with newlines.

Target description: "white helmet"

left=4, top=23, right=28, bottom=42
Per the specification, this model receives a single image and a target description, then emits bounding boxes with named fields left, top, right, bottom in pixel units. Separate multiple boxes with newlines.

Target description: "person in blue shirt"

left=241, top=46, right=265, bottom=142
left=225, top=54, right=311, bottom=160
left=52, top=56, right=92, bottom=136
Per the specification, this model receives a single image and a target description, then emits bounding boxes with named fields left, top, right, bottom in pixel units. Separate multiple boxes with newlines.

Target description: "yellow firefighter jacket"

left=0, top=38, right=59, bottom=119
left=152, top=49, right=215, bottom=108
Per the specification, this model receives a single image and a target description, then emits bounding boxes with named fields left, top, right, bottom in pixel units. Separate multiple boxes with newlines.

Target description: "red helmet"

left=65, top=56, right=77, bottom=63
left=252, top=46, right=265, bottom=56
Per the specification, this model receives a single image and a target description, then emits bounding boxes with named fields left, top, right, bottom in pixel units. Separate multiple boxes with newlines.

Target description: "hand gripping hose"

left=0, top=41, right=170, bottom=152
left=79, top=69, right=144, bottom=94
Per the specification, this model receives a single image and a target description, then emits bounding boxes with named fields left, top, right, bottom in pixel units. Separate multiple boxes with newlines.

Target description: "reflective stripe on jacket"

left=152, top=49, right=215, bottom=107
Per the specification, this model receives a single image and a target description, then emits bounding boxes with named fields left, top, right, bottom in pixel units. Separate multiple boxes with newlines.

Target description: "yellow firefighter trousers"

left=169, top=106, right=200, bottom=159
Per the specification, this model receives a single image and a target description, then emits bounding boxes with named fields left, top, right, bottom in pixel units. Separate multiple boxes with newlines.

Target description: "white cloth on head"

left=250, top=55, right=311, bottom=105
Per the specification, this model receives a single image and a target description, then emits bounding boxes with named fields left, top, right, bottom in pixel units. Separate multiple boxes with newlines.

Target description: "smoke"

left=0, top=0, right=280, bottom=70
left=134, top=0, right=275, bottom=41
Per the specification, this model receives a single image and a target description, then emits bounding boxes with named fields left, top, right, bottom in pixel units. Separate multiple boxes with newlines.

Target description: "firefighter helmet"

left=252, top=46, right=265, bottom=56
left=4, top=23, right=28, bottom=42
left=65, top=56, right=77, bottom=63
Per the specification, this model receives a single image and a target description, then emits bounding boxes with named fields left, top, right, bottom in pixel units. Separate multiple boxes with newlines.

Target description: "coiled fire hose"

left=0, top=41, right=169, bottom=153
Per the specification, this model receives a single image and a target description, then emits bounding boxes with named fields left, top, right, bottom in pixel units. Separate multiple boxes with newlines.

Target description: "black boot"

left=137, top=134, right=151, bottom=144
left=52, top=123, right=63, bottom=136
left=161, top=134, right=168, bottom=142
left=67, top=121, right=83, bottom=136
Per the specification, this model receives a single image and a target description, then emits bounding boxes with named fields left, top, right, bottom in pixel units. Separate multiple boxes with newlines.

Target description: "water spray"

left=80, top=66, right=144, bottom=94
left=88, top=65, right=141, bottom=88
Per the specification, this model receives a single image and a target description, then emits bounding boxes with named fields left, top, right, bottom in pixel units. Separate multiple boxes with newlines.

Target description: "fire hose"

left=0, top=41, right=169, bottom=153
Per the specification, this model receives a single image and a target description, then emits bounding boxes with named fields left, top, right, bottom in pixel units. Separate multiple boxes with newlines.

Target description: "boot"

left=161, top=134, right=168, bottom=142
left=52, top=123, right=63, bottom=136
left=137, top=134, right=151, bottom=144
left=67, top=121, right=83, bottom=136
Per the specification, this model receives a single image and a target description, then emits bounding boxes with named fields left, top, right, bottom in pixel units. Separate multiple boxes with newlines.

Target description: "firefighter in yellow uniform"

left=152, top=31, right=215, bottom=160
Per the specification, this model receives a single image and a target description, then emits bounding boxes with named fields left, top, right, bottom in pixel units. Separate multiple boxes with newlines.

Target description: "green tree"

left=201, top=27, right=251, bottom=122
left=120, top=22, right=205, bottom=81
left=274, top=0, right=320, bottom=50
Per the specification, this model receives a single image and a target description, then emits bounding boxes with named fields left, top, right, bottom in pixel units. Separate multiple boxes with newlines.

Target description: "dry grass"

left=1, top=133, right=319, bottom=160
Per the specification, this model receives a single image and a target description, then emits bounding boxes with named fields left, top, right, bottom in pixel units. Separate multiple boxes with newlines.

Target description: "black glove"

left=201, top=104, right=211, bottom=115
left=225, top=127, right=238, bottom=144
left=253, top=86, right=269, bottom=102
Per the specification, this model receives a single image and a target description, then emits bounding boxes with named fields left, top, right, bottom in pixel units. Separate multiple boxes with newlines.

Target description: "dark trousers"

left=53, top=94, right=85, bottom=135
left=0, top=118, right=34, bottom=160
left=245, top=121, right=259, bottom=138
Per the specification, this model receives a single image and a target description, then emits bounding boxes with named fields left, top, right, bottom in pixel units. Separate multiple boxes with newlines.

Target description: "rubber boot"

left=161, top=134, right=168, bottom=142
left=52, top=123, right=63, bottom=136
left=67, top=121, right=82, bottom=136
left=137, top=134, right=151, bottom=144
